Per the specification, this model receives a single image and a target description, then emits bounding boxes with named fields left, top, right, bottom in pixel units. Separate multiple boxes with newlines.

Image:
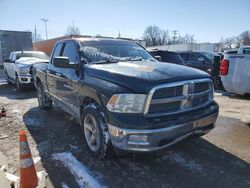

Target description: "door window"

left=62, top=42, right=78, bottom=63
left=51, top=43, right=63, bottom=65
left=52, top=43, right=63, bottom=58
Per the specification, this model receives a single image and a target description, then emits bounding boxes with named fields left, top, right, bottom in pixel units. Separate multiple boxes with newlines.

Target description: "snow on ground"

left=52, top=152, right=105, bottom=188
left=33, top=156, right=41, bottom=164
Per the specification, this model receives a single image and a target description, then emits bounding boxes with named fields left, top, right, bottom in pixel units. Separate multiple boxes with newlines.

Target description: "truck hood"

left=86, top=61, right=211, bottom=93
left=16, top=57, right=49, bottom=66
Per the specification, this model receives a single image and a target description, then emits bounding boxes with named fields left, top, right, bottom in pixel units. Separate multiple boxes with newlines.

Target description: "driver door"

left=55, top=41, right=80, bottom=115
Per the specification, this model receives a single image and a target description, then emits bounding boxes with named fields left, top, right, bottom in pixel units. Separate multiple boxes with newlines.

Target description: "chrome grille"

left=144, top=78, right=213, bottom=117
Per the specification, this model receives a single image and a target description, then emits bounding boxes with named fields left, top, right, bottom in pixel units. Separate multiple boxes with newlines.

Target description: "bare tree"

left=65, top=23, right=81, bottom=35
left=174, top=34, right=196, bottom=44
left=143, top=25, right=197, bottom=46
left=238, top=30, right=250, bottom=46
left=143, top=25, right=161, bottom=46
left=224, top=37, right=236, bottom=49
left=160, top=29, right=169, bottom=45
left=143, top=25, right=171, bottom=46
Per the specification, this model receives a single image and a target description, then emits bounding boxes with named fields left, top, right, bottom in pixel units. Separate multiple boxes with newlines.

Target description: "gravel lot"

left=0, top=68, right=250, bottom=188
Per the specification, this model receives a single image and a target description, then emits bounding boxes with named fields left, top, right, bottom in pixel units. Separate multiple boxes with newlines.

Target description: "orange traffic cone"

left=19, top=130, right=38, bottom=188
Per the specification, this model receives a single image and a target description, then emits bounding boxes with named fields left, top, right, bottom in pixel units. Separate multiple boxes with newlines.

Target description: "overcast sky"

left=0, top=0, right=249, bottom=42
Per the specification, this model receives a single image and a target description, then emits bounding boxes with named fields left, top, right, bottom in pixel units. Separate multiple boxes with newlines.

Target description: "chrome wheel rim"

left=84, top=114, right=101, bottom=152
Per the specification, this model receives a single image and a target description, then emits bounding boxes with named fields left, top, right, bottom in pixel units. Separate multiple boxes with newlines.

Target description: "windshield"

left=199, top=52, right=216, bottom=62
left=80, top=40, right=154, bottom=64
left=16, top=52, right=49, bottom=60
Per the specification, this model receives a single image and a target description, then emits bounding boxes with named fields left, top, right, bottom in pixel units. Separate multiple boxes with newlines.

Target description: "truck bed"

left=221, top=54, right=250, bottom=95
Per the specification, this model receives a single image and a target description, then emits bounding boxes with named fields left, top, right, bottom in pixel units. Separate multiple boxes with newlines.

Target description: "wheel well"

left=36, top=77, right=41, bottom=84
left=80, top=97, right=99, bottom=115
left=36, top=77, right=41, bottom=88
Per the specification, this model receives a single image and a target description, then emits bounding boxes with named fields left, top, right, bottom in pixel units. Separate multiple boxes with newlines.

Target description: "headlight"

left=17, top=66, right=30, bottom=74
left=106, top=94, right=147, bottom=113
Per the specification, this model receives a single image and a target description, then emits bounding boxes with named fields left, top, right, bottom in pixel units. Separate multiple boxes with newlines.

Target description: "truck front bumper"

left=108, top=112, right=218, bottom=152
left=17, top=74, right=33, bottom=84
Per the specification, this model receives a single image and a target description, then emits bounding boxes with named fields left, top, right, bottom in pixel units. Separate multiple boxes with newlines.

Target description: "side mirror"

left=198, top=57, right=205, bottom=63
left=154, top=55, right=162, bottom=61
left=53, top=57, right=78, bottom=69
left=4, top=58, right=14, bottom=63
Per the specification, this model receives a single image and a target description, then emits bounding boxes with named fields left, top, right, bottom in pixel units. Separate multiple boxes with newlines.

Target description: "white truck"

left=3, top=51, right=49, bottom=91
left=220, top=46, right=250, bottom=96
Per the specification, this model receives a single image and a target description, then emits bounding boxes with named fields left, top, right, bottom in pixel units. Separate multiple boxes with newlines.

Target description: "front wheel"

left=81, top=104, right=112, bottom=158
left=37, top=82, right=52, bottom=110
left=15, top=75, right=23, bottom=91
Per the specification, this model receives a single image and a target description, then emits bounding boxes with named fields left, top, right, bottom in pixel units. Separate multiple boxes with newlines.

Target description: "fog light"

left=21, top=78, right=28, bottom=81
left=128, top=135, right=149, bottom=145
left=108, top=124, right=124, bottom=137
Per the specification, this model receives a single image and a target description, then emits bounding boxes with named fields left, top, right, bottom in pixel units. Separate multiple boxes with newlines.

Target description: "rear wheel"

left=81, top=104, right=112, bottom=158
left=5, top=71, right=12, bottom=84
left=37, top=82, right=52, bottom=110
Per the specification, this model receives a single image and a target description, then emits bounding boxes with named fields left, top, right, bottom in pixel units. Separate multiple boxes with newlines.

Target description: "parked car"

left=178, top=51, right=222, bottom=89
left=33, top=38, right=219, bottom=158
left=220, top=46, right=250, bottom=96
left=147, top=49, right=185, bottom=65
left=3, top=51, right=49, bottom=91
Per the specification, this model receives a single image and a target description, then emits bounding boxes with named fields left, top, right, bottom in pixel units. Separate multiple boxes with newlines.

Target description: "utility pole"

left=118, top=31, right=121, bottom=38
left=41, top=18, right=49, bottom=40
left=172, top=30, right=178, bottom=44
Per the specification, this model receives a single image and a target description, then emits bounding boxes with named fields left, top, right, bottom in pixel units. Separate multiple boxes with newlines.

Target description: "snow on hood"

left=16, top=57, right=49, bottom=65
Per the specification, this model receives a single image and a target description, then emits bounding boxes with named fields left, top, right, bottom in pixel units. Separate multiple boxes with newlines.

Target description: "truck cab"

left=33, top=38, right=219, bottom=158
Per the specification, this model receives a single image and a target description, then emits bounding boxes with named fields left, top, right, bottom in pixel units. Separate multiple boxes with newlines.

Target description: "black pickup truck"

left=33, top=38, right=219, bottom=158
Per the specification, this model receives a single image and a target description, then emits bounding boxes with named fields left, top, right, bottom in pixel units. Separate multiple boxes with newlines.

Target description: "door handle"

left=56, top=73, right=61, bottom=77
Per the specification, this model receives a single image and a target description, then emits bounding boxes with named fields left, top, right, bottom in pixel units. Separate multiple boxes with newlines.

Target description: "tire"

left=37, top=82, right=52, bottom=110
left=15, top=75, right=23, bottom=91
left=5, top=72, right=12, bottom=84
left=81, top=103, right=112, bottom=158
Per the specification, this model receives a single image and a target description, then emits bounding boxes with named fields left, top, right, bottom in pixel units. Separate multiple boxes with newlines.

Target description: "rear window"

left=243, top=48, right=250, bottom=54
left=150, top=51, right=184, bottom=64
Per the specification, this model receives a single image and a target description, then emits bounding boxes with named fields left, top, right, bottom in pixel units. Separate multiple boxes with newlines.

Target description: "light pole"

left=41, top=18, right=49, bottom=40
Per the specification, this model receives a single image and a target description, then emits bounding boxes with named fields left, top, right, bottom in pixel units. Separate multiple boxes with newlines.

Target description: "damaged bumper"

left=108, top=112, right=218, bottom=152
